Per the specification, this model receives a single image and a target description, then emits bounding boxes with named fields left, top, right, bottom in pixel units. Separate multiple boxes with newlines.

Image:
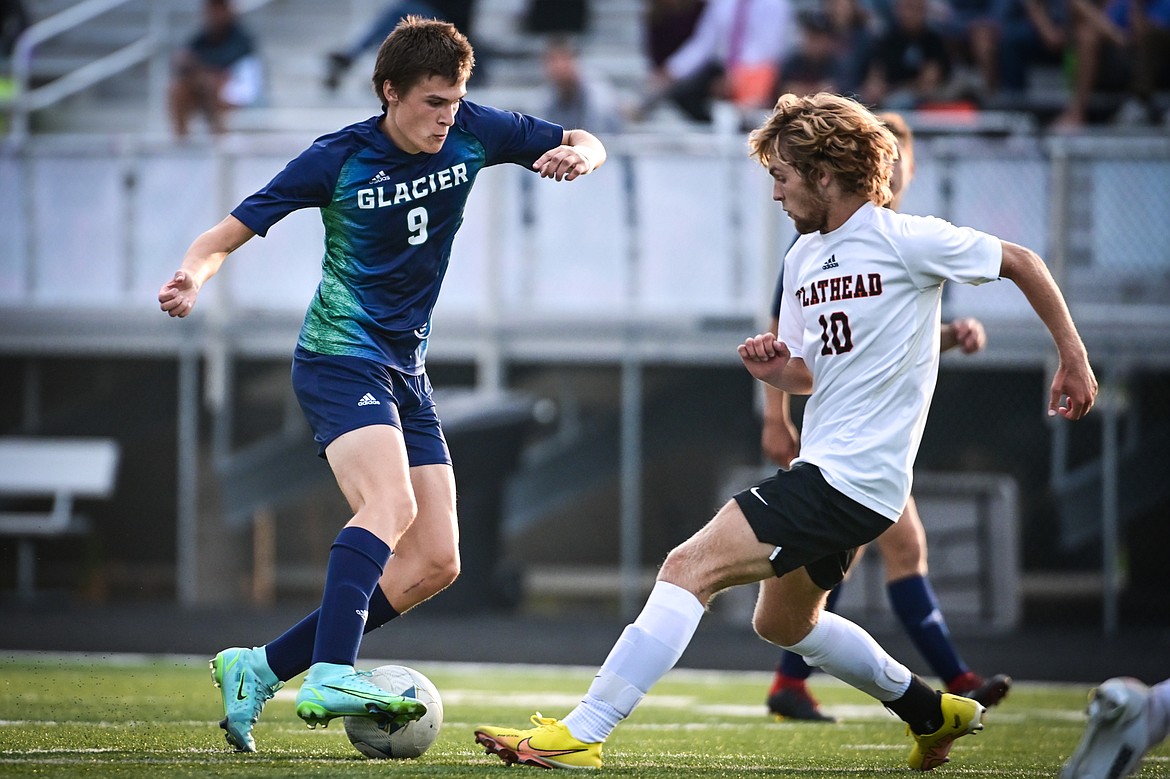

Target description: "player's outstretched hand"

left=533, top=145, right=594, bottom=181
left=1049, top=357, right=1097, bottom=421
left=738, top=333, right=792, bottom=386
left=158, top=270, right=199, bottom=318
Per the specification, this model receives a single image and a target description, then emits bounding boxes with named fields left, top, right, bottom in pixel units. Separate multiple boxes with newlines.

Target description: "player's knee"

left=385, top=491, right=419, bottom=526
left=429, top=548, right=460, bottom=591
left=752, top=608, right=806, bottom=647
left=658, top=545, right=713, bottom=600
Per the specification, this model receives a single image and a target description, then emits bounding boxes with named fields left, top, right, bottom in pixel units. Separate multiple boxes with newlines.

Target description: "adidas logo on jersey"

left=368, top=170, right=391, bottom=185
left=821, top=254, right=839, bottom=270
left=357, top=393, right=380, bottom=406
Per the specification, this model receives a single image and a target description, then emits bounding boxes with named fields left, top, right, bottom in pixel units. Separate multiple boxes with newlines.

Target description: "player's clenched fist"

left=738, top=332, right=786, bottom=362
left=738, top=333, right=793, bottom=386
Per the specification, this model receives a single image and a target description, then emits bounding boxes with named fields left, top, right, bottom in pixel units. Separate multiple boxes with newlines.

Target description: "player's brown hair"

left=748, top=92, right=898, bottom=207
left=371, top=16, right=475, bottom=110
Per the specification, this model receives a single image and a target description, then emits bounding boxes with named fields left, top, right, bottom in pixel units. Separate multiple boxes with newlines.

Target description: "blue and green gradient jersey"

left=232, top=100, right=563, bottom=374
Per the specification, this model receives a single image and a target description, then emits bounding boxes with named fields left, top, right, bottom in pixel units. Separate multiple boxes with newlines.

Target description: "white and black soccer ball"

left=344, top=665, right=443, bottom=759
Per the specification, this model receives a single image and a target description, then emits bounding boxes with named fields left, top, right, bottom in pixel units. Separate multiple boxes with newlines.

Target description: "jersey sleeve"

left=456, top=99, right=564, bottom=168
left=896, top=214, right=1003, bottom=289
left=231, top=135, right=347, bottom=237
left=776, top=255, right=806, bottom=360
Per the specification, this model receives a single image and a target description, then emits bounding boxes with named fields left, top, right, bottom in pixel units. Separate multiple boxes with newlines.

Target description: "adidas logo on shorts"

left=357, top=393, right=380, bottom=406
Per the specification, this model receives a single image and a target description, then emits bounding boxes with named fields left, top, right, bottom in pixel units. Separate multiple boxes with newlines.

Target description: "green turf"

left=1, top=653, right=1166, bottom=777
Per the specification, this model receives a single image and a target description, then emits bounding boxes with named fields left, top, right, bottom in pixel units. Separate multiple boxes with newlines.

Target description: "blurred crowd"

left=634, top=0, right=1170, bottom=129
left=159, top=0, right=1170, bottom=137
left=6, top=0, right=1166, bottom=137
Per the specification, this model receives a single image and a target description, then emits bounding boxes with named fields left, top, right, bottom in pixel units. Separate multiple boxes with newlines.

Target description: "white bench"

left=0, top=437, right=120, bottom=600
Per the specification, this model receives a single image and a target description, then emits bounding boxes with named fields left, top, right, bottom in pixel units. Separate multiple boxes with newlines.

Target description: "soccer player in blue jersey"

left=158, top=16, right=606, bottom=753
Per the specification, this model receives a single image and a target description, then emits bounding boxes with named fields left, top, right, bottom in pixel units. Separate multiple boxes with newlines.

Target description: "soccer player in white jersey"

left=473, top=92, right=1096, bottom=772
left=158, top=17, right=606, bottom=753
left=763, top=111, right=1010, bottom=723
left=1061, top=676, right=1170, bottom=779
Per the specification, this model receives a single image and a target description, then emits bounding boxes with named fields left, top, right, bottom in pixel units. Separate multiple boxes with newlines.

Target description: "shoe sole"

left=209, top=652, right=255, bottom=753
left=914, top=704, right=986, bottom=771
left=474, top=731, right=598, bottom=770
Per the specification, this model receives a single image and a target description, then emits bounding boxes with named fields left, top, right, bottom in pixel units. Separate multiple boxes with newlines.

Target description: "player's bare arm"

left=940, top=317, right=986, bottom=354
left=738, top=332, right=813, bottom=394
left=532, top=128, right=607, bottom=182
left=158, top=215, right=255, bottom=318
left=759, top=316, right=801, bottom=466
left=997, top=240, right=1098, bottom=420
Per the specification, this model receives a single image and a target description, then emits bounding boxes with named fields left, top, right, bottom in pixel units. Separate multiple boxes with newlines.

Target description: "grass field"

left=1, top=653, right=1167, bottom=778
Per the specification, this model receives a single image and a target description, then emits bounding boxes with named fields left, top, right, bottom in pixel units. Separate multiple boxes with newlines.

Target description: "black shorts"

left=732, top=463, right=893, bottom=590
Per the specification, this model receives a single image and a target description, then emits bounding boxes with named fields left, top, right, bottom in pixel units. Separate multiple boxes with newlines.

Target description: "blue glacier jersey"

left=232, top=100, right=564, bottom=374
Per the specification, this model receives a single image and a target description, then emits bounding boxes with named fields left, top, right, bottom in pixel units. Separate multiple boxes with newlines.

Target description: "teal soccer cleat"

left=294, top=662, right=427, bottom=729
left=210, top=647, right=284, bottom=752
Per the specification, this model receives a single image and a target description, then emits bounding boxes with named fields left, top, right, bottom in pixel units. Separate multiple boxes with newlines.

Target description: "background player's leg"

left=767, top=583, right=845, bottom=721
left=878, top=498, right=1010, bottom=705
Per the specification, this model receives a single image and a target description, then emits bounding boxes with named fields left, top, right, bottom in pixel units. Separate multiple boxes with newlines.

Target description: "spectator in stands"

left=0, top=0, right=28, bottom=129
left=1052, top=0, right=1170, bottom=128
left=168, top=0, right=261, bottom=137
left=933, top=0, right=1004, bottom=95
left=933, top=0, right=1066, bottom=99
left=635, top=0, right=795, bottom=124
left=644, top=0, right=707, bottom=71
left=323, top=0, right=477, bottom=91
left=539, top=36, right=625, bottom=136
left=860, top=0, right=952, bottom=109
left=823, top=0, right=878, bottom=95
left=775, top=11, right=842, bottom=98
left=1, top=0, right=27, bottom=58
left=993, top=0, right=1068, bottom=98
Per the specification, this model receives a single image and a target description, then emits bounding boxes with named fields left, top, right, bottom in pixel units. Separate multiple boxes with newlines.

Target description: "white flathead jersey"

left=779, top=202, right=1002, bottom=519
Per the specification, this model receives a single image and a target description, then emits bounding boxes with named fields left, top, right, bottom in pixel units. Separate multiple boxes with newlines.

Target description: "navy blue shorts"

left=732, top=463, right=893, bottom=590
left=291, top=345, right=451, bottom=465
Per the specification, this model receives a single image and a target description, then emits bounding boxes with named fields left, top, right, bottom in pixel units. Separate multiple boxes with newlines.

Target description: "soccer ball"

left=344, top=665, right=443, bottom=759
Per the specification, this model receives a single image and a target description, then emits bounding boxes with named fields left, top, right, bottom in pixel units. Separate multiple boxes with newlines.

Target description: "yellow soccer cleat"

left=474, top=713, right=603, bottom=769
left=907, top=693, right=985, bottom=771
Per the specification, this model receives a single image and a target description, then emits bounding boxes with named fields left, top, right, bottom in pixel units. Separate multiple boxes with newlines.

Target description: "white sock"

left=562, top=581, right=705, bottom=743
left=782, top=611, right=911, bottom=702
left=1148, top=679, right=1170, bottom=747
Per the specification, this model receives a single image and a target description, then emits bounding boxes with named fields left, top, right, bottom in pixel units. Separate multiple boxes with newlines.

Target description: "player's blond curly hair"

left=748, top=93, right=898, bottom=206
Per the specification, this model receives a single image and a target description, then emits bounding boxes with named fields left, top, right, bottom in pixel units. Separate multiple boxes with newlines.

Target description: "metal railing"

left=4, top=0, right=279, bottom=145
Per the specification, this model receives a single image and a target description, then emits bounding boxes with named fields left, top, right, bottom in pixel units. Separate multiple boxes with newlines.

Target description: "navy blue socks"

left=278, top=526, right=395, bottom=671
left=263, top=583, right=399, bottom=682
left=887, top=574, right=966, bottom=684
